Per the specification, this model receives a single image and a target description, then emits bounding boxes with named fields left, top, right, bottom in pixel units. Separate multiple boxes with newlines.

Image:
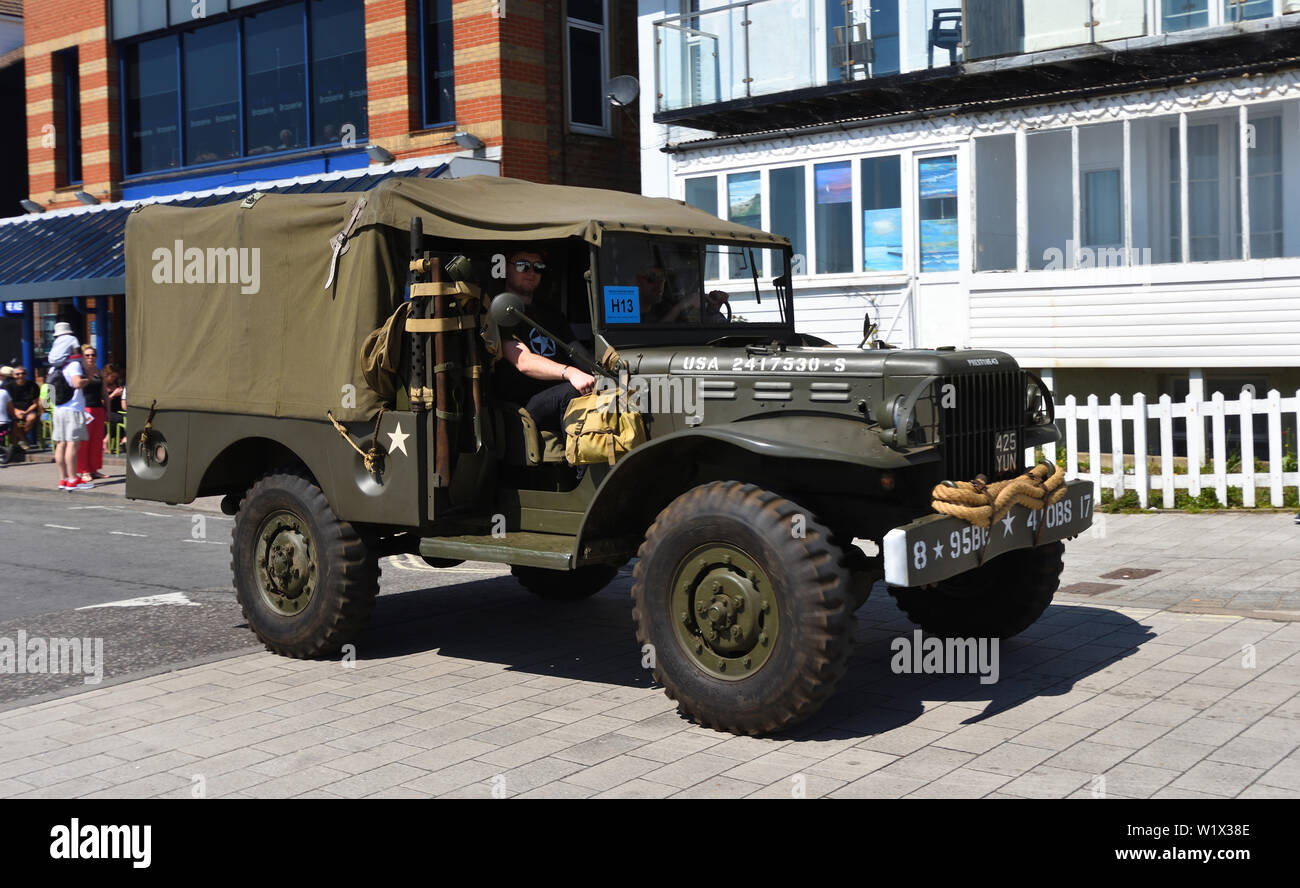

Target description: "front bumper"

left=882, top=479, right=1095, bottom=587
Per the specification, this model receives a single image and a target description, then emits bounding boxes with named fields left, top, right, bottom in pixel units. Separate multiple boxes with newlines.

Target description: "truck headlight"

left=1025, top=381, right=1048, bottom=425
left=891, top=396, right=917, bottom=436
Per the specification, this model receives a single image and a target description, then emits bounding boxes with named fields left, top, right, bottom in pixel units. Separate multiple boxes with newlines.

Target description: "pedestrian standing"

left=49, top=323, right=91, bottom=490
left=76, top=345, right=107, bottom=481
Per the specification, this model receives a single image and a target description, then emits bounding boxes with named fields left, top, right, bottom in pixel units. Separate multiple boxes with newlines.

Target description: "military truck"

left=125, top=176, right=1093, bottom=736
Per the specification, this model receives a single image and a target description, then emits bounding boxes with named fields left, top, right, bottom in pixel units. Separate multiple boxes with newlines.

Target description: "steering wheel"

left=704, top=290, right=731, bottom=323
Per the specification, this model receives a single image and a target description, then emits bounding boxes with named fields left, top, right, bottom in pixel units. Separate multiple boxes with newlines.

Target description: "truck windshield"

left=596, top=234, right=791, bottom=331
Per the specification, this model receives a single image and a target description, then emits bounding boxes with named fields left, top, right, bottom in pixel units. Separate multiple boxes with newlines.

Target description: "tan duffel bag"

left=562, top=389, right=647, bottom=466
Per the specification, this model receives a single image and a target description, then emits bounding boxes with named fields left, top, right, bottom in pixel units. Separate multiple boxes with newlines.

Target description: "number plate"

left=994, top=429, right=1019, bottom=475
left=883, top=479, right=1095, bottom=587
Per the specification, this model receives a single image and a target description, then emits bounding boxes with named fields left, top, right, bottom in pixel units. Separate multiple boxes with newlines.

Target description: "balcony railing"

left=654, top=0, right=1291, bottom=115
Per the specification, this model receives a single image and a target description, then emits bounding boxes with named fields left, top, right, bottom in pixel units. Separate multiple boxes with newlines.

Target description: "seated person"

left=492, top=247, right=595, bottom=438
left=0, top=374, right=11, bottom=453
left=638, top=265, right=729, bottom=324
left=5, top=366, right=41, bottom=447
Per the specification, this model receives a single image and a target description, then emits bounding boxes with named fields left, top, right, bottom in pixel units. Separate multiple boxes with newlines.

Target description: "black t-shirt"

left=83, top=374, right=104, bottom=409
left=493, top=300, right=577, bottom=405
left=2, top=378, right=37, bottom=411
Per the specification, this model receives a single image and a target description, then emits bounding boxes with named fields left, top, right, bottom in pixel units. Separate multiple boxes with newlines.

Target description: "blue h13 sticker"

left=604, top=286, right=640, bottom=324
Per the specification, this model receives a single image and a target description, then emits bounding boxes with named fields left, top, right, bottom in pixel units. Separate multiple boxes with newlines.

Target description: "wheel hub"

left=255, top=512, right=316, bottom=615
left=671, top=544, right=779, bottom=681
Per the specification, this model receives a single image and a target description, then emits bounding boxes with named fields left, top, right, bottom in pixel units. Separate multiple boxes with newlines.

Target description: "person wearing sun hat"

left=48, top=323, right=92, bottom=490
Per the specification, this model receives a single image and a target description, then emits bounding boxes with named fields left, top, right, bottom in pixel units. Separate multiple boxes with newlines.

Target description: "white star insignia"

left=386, top=423, right=409, bottom=457
left=932, top=540, right=944, bottom=559
left=1002, top=512, right=1016, bottom=536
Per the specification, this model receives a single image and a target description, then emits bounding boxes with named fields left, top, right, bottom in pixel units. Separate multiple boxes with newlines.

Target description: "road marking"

left=387, top=554, right=508, bottom=574
left=79, top=592, right=200, bottom=609
left=110, top=531, right=147, bottom=538
left=44, top=523, right=79, bottom=530
left=67, top=505, right=122, bottom=511
left=140, top=511, right=179, bottom=518
left=181, top=539, right=224, bottom=545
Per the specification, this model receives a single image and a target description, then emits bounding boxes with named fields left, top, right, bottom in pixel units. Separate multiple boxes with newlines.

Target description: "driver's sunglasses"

left=513, top=260, right=546, bottom=273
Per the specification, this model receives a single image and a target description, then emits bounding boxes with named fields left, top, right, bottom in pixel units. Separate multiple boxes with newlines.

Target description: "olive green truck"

left=125, top=176, right=1093, bottom=735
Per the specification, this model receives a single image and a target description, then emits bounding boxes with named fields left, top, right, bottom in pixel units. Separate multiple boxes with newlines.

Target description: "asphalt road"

left=0, top=489, right=535, bottom=706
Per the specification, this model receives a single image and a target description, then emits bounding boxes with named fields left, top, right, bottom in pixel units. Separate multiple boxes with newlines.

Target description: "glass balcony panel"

left=1226, top=0, right=1275, bottom=20
left=1163, top=0, right=1210, bottom=32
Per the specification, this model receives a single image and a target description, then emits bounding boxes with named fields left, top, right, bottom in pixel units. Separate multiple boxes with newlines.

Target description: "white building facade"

left=638, top=0, right=1300, bottom=415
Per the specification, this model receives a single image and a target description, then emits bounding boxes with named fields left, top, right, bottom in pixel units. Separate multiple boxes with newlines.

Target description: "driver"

left=639, top=265, right=730, bottom=324
left=492, top=247, right=596, bottom=437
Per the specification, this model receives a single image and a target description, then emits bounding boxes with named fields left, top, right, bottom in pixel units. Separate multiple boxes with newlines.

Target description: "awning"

left=0, top=159, right=449, bottom=302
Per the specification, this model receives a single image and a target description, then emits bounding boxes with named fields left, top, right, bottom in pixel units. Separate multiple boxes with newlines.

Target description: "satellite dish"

left=606, top=75, right=640, bottom=107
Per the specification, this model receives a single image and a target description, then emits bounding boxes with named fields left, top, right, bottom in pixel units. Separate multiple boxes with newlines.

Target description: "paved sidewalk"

left=0, top=459, right=222, bottom=512
left=2, top=472, right=1296, bottom=798
left=0, top=575, right=1296, bottom=799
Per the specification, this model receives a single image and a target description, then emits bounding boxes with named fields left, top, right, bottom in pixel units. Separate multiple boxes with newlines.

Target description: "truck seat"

left=492, top=403, right=567, bottom=466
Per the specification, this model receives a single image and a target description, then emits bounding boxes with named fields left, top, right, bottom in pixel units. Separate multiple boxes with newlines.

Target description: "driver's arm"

left=503, top=340, right=594, bottom=393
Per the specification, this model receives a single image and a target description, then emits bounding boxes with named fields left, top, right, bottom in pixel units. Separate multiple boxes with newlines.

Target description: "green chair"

left=108, top=420, right=126, bottom=455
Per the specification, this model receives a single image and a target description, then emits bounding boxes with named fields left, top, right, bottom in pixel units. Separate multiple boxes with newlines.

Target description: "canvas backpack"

left=49, top=359, right=74, bottom=406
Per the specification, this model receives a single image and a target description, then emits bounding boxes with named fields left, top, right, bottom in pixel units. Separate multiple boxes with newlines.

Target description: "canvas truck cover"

left=126, top=175, right=787, bottom=423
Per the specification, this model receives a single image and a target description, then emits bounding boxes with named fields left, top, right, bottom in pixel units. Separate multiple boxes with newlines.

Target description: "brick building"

left=0, top=0, right=639, bottom=371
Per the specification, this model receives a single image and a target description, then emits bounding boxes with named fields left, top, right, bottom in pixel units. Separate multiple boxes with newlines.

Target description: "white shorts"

left=53, top=408, right=88, bottom=442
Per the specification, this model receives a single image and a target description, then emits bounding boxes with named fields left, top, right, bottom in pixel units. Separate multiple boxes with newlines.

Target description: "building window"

left=1083, top=170, right=1122, bottom=247
left=421, top=0, right=455, bottom=127
left=1227, top=0, right=1275, bottom=21
left=1026, top=130, right=1071, bottom=269
left=727, top=171, right=762, bottom=277
left=567, top=0, right=610, bottom=134
left=112, top=0, right=168, bottom=40
left=1248, top=114, right=1283, bottom=258
left=1163, top=1, right=1211, bottom=31
left=814, top=161, right=852, bottom=274
left=684, top=175, right=719, bottom=279
left=243, top=4, right=307, bottom=155
left=311, top=0, right=367, bottom=145
left=183, top=22, right=239, bottom=165
left=119, top=1, right=367, bottom=176
left=974, top=134, right=1016, bottom=271
left=123, top=35, right=181, bottom=175
left=1169, top=121, right=1241, bottom=262
left=918, top=155, right=959, bottom=272
left=861, top=155, right=902, bottom=272
left=769, top=167, right=807, bottom=274
left=56, top=49, right=82, bottom=185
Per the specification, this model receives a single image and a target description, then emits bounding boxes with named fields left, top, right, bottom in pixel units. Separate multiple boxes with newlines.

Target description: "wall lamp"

left=452, top=131, right=485, bottom=151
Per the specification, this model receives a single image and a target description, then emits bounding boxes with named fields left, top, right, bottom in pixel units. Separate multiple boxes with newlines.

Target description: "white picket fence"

left=1026, top=388, right=1300, bottom=509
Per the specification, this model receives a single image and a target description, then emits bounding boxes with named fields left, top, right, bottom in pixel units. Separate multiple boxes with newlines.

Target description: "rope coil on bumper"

left=931, top=461, right=1067, bottom=529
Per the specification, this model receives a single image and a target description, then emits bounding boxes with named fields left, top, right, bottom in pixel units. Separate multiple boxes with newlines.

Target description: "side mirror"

left=490, top=292, right=526, bottom=328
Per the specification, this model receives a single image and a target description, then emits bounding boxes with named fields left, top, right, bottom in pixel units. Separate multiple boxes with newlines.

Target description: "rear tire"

left=232, top=470, right=379, bottom=657
left=512, top=563, right=619, bottom=600
left=888, top=541, right=1063, bottom=639
left=632, top=481, right=854, bottom=736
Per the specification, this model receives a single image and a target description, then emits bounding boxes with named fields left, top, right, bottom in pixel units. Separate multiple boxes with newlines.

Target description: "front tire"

left=232, top=470, right=380, bottom=657
left=888, top=541, right=1064, bottom=639
left=632, top=481, right=854, bottom=736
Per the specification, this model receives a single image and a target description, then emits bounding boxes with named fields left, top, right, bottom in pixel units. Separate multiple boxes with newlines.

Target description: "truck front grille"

left=939, top=370, right=1026, bottom=482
